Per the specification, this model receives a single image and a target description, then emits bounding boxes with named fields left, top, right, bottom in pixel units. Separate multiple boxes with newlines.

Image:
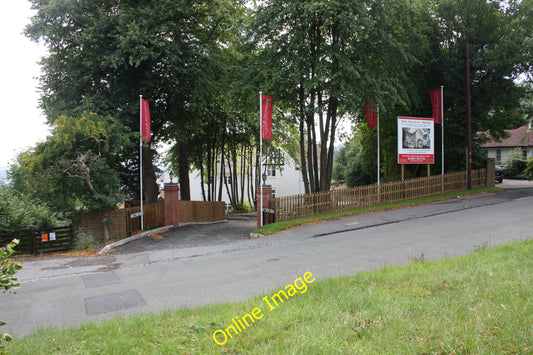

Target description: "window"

left=522, top=148, right=528, bottom=160
left=496, top=149, right=501, bottom=162
left=267, top=166, right=276, bottom=177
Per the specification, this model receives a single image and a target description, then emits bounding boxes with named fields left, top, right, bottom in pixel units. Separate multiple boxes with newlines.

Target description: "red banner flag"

left=261, top=95, right=273, bottom=140
left=141, top=98, right=151, bottom=142
left=430, top=88, right=442, bottom=124
left=365, top=96, right=377, bottom=127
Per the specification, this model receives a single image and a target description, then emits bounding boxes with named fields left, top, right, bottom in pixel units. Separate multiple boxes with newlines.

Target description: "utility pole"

left=466, top=43, right=472, bottom=190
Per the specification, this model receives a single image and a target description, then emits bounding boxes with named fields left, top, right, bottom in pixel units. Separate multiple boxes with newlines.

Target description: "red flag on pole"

left=261, top=95, right=273, bottom=140
left=141, top=98, right=151, bottom=142
left=365, top=95, right=377, bottom=127
left=430, top=88, right=442, bottom=124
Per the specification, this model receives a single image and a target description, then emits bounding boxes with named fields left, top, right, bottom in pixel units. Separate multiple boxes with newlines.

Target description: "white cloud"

left=0, top=2, right=49, bottom=168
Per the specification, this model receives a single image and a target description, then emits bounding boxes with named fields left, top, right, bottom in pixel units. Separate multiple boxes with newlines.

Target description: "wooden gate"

left=0, top=225, right=74, bottom=255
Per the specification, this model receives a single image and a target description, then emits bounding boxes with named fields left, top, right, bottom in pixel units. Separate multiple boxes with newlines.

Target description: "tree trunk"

left=178, top=142, right=190, bottom=201
left=298, top=83, right=310, bottom=194
left=143, top=145, right=159, bottom=204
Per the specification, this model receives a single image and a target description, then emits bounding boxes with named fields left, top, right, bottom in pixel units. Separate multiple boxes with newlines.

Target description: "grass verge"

left=254, top=187, right=502, bottom=236
left=6, top=238, right=532, bottom=354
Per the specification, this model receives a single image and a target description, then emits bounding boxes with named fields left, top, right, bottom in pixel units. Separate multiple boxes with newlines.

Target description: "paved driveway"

left=107, top=216, right=257, bottom=255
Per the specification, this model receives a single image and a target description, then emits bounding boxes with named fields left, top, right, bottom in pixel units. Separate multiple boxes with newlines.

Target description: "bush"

left=73, top=228, right=100, bottom=250
left=525, top=157, right=533, bottom=180
left=502, top=148, right=528, bottom=179
left=1, top=239, right=22, bottom=354
left=503, top=159, right=528, bottom=179
left=229, top=202, right=252, bottom=213
left=0, top=186, right=57, bottom=232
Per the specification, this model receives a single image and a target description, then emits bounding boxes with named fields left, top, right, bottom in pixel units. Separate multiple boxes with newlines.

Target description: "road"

left=1, top=180, right=532, bottom=338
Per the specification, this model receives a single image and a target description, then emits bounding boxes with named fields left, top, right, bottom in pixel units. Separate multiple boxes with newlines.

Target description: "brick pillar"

left=486, top=158, right=495, bottom=187
left=256, top=185, right=272, bottom=227
left=164, top=183, right=180, bottom=226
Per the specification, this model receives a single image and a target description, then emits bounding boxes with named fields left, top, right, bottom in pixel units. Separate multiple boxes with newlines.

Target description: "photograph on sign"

left=397, top=117, right=434, bottom=164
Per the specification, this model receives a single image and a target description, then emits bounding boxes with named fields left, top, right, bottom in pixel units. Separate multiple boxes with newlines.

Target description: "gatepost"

left=256, top=185, right=273, bottom=227
left=486, top=158, right=495, bottom=187
left=164, top=183, right=180, bottom=226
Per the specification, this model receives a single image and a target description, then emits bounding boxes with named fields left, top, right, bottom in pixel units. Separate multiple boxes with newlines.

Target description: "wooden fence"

left=178, top=201, right=226, bottom=224
left=273, top=169, right=487, bottom=223
left=79, top=199, right=225, bottom=240
left=0, top=225, right=74, bottom=255
left=128, top=200, right=165, bottom=234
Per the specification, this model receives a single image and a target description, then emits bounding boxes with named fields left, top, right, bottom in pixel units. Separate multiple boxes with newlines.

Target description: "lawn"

left=5, top=238, right=532, bottom=354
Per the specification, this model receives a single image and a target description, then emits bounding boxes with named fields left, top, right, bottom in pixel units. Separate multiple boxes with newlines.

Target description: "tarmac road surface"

left=1, top=180, right=532, bottom=337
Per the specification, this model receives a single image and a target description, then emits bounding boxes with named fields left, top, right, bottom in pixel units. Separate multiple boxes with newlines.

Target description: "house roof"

left=481, top=125, right=533, bottom=148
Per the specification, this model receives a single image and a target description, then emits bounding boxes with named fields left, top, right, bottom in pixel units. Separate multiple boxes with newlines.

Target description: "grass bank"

left=6, top=238, right=532, bottom=354
left=254, top=186, right=501, bottom=236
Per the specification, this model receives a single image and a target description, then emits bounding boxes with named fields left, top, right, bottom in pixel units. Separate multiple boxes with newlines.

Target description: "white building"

left=158, top=151, right=305, bottom=205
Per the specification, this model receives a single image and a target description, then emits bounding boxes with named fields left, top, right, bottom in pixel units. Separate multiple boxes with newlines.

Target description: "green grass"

left=6, top=238, right=532, bottom=354
left=254, top=187, right=502, bottom=236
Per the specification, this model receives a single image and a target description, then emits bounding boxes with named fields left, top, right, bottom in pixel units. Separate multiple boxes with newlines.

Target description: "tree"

left=354, top=0, right=533, bottom=179
left=25, top=0, right=244, bottom=203
left=9, top=112, right=131, bottom=238
left=252, top=0, right=418, bottom=193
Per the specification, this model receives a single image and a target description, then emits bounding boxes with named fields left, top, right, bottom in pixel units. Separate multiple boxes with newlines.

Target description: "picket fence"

left=273, top=169, right=487, bottom=223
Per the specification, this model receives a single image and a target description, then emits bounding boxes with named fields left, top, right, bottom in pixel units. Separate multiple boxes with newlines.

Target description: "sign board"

left=398, top=117, right=434, bottom=164
left=263, top=208, right=275, bottom=214
left=131, top=211, right=144, bottom=218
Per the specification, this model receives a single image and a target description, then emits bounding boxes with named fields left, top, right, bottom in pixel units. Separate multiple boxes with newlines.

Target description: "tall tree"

left=252, top=0, right=418, bottom=193
left=9, top=112, right=132, bottom=235
left=25, top=0, right=243, bottom=202
left=354, top=0, right=533, bottom=179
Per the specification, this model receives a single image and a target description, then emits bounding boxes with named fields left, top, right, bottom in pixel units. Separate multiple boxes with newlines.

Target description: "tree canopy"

left=10, top=112, right=131, bottom=214
left=12, top=0, right=533, bottom=213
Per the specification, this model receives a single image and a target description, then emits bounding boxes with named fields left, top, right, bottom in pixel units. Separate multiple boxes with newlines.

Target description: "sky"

left=0, top=2, right=48, bottom=169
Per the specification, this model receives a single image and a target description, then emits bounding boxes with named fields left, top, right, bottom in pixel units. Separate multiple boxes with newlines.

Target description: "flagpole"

left=139, top=95, right=144, bottom=231
left=377, top=104, right=380, bottom=203
left=441, top=85, right=444, bottom=192
left=259, top=92, right=263, bottom=227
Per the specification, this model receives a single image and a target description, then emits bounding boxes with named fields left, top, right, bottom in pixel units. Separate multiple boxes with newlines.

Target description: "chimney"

left=529, top=119, right=533, bottom=130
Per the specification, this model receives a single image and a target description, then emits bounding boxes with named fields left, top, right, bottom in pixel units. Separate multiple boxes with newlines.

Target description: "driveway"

left=107, top=216, right=257, bottom=255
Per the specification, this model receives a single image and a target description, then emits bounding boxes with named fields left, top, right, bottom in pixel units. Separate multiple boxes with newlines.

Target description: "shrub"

left=73, top=228, right=100, bottom=250
left=502, top=149, right=528, bottom=179
left=0, top=186, right=57, bottom=232
left=0, top=239, right=22, bottom=354
left=525, top=157, right=533, bottom=180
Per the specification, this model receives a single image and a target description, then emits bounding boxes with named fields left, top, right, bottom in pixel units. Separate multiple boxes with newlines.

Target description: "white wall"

left=157, top=153, right=306, bottom=204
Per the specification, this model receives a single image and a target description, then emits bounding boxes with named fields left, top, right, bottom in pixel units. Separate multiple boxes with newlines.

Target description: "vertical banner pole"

left=377, top=104, right=380, bottom=203
left=441, top=85, right=445, bottom=192
left=139, top=95, right=144, bottom=231
left=259, top=92, right=263, bottom=227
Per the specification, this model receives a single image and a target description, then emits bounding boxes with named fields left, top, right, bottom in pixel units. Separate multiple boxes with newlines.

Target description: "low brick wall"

left=178, top=201, right=226, bottom=224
